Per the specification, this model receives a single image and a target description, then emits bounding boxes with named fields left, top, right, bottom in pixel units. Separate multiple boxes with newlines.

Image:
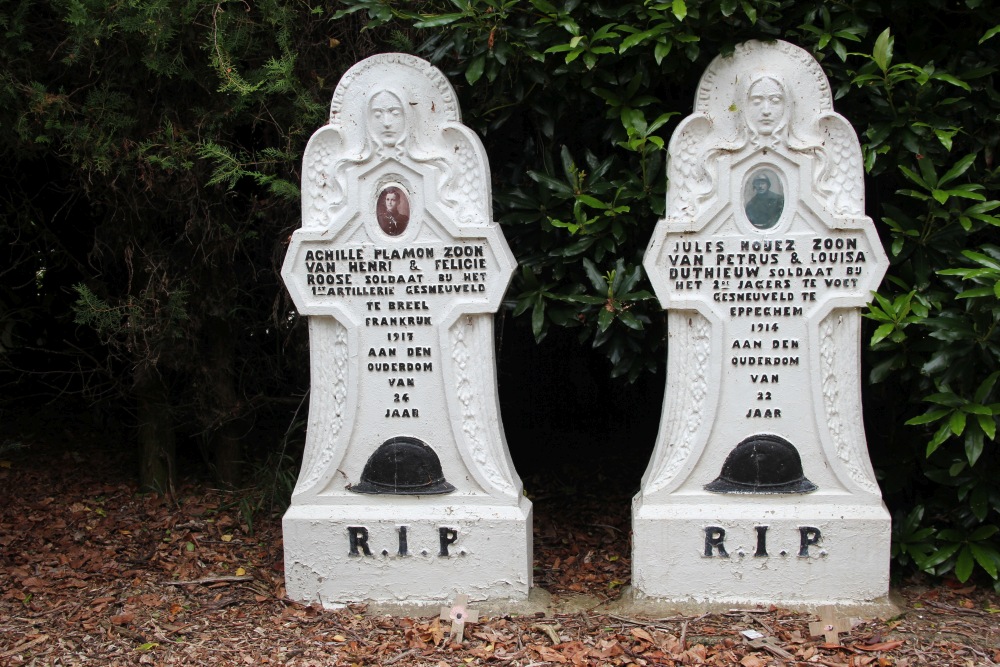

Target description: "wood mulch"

left=1, top=421, right=998, bottom=666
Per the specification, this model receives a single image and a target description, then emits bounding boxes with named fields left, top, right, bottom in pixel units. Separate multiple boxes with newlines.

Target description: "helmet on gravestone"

left=704, top=433, right=817, bottom=494
left=351, top=436, right=456, bottom=495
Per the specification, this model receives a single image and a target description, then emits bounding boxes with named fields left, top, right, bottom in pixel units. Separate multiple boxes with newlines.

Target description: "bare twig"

left=162, top=574, right=254, bottom=586
left=0, top=635, right=48, bottom=660
left=532, top=622, right=561, bottom=645
left=383, top=648, right=416, bottom=665
left=752, top=613, right=776, bottom=635
left=922, top=599, right=989, bottom=616
left=604, top=612, right=710, bottom=634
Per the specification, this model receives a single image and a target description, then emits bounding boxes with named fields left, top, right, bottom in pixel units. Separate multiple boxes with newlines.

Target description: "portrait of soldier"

left=377, top=186, right=410, bottom=236
left=744, top=171, right=784, bottom=229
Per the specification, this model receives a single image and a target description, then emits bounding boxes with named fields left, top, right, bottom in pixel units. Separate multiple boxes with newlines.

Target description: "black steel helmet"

left=351, top=436, right=455, bottom=495
left=704, top=433, right=817, bottom=494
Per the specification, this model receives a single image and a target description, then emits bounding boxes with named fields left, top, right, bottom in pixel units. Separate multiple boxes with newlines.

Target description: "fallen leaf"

left=593, top=639, right=624, bottom=659
left=20, top=577, right=47, bottom=590
left=854, top=640, right=904, bottom=652
left=111, top=612, right=136, bottom=625
left=682, top=644, right=708, bottom=662
left=533, top=645, right=569, bottom=663
left=631, top=627, right=655, bottom=644
left=427, top=618, right=445, bottom=645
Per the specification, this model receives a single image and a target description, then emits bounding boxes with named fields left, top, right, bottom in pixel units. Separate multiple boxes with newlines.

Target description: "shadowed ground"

left=1, top=404, right=998, bottom=666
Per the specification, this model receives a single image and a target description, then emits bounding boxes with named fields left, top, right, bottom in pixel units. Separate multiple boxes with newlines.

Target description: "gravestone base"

left=283, top=497, right=532, bottom=606
left=632, top=499, right=890, bottom=605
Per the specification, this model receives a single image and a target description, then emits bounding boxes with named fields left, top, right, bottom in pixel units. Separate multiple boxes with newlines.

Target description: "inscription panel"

left=663, top=228, right=879, bottom=434
left=287, top=239, right=499, bottom=425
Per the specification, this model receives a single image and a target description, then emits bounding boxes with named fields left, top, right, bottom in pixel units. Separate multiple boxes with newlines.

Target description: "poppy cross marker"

left=749, top=637, right=795, bottom=660
left=440, top=594, right=479, bottom=643
left=808, top=605, right=852, bottom=645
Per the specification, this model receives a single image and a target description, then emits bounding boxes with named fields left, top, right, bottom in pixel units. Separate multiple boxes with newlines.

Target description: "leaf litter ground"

left=1, top=418, right=999, bottom=666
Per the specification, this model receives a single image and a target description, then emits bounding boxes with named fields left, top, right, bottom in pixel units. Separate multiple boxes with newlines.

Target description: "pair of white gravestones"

left=281, top=40, right=890, bottom=608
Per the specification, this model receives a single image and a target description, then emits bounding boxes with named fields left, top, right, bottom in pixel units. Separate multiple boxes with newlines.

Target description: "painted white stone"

left=634, top=40, right=890, bottom=605
left=281, top=53, right=531, bottom=606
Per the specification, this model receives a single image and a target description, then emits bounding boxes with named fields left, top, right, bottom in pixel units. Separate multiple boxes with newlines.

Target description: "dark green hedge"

left=2, top=0, right=999, bottom=584
left=339, top=0, right=1000, bottom=586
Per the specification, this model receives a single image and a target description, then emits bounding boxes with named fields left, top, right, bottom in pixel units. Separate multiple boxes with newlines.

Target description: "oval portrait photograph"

left=376, top=186, right=410, bottom=236
left=743, top=168, right=784, bottom=230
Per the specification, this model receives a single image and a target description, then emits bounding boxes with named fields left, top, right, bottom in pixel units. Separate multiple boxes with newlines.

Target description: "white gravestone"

left=281, top=54, right=531, bottom=605
left=635, top=40, right=890, bottom=605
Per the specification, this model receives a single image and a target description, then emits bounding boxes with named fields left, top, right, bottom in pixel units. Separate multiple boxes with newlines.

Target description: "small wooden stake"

left=808, top=605, right=852, bottom=645
left=749, top=637, right=796, bottom=660
left=440, top=594, right=479, bottom=643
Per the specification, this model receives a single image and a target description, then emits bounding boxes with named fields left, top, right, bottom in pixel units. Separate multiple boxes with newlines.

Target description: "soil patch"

left=1, top=419, right=998, bottom=665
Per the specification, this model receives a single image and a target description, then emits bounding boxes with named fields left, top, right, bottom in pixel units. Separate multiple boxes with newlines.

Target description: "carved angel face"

left=369, top=91, right=406, bottom=147
left=746, top=76, right=787, bottom=137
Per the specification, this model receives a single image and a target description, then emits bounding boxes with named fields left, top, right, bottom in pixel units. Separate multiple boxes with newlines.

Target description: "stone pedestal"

left=634, top=40, right=890, bottom=606
left=634, top=501, right=890, bottom=604
left=281, top=54, right=530, bottom=606
left=283, top=498, right=532, bottom=603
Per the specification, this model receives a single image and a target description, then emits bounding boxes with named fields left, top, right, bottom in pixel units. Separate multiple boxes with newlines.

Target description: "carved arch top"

left=666, top=40, right=863, bottom=221
left=302, top=53, right=489, bottom=228
left=695, top=40, right=833, bottom=144
left=330, top=53, right=461, bottom=126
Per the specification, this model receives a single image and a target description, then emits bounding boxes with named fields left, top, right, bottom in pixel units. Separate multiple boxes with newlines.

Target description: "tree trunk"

left=212, top=423, right=243, bottom=489
left=135, top=363, right=176, bottom=493
left=206, top=317, right=243, bottom=488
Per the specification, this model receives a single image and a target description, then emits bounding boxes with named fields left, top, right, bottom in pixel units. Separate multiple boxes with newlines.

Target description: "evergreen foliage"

left=339, top=0, right=1000, bottom=586
left=2, top=0, right=999, bottom=585
left=0, top=0, right=382, bottom=489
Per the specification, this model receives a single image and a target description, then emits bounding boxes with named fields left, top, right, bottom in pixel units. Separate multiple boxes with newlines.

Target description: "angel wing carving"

left=815, top=114, right=864, bottom=217
left=666, top=115, right=715, bottom=220
left=301, top=125, right=349, bottom=229
left=440, top=125, right=490, bottom=225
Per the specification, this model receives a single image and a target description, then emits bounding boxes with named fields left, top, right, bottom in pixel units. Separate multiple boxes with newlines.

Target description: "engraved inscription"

left=701, top=525, right=824, bottom=559
left=661, top=231, right=874, bottom=432
left=346, top=525, right=464, bottom=558
left=294, top=240, right=497, bottom=420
